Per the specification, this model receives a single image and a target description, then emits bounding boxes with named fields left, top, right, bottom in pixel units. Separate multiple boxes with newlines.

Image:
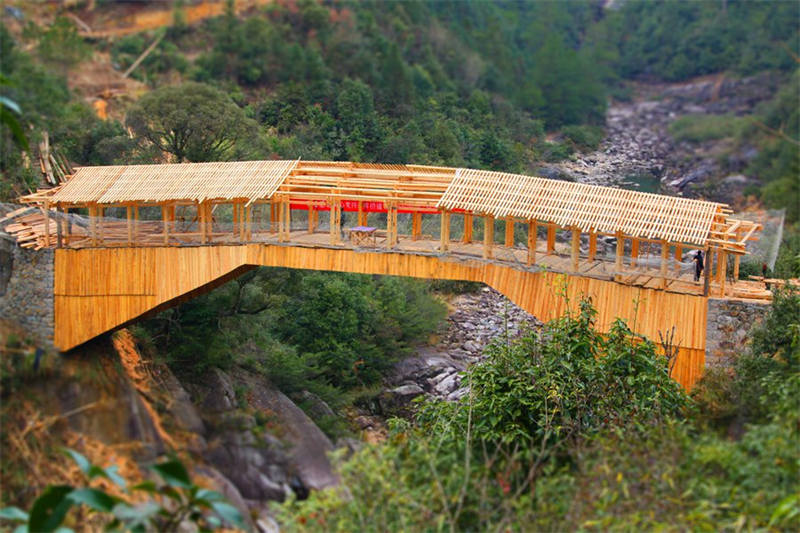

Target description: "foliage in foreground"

left=0, top=449, right=246, bottom=533
left=278, top=293, right=800, bottom=531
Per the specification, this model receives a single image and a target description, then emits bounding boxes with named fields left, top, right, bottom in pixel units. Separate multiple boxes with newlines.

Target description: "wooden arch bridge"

left=13, top=160, right=767, bottom=389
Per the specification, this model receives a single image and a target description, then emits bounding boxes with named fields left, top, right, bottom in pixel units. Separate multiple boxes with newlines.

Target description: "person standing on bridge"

left=693, top=250, right=704, bottom=282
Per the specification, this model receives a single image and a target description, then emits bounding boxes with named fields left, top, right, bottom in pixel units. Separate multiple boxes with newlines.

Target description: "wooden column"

left=546, top=223, right=556, bottom=255
left=718, top=251, right=728, bottom=296
left=358, top=201, right=368, bottom=226
left=483, top=215, right=494, bottom=259
left=674, top=245, right=683, bottom=274
left=571, top=227, right=580, bottom=272
left=233, top=202, right=239, bottom=237
left=245, top=204, right=252, bottom=241
left=64, top=207, right=71, bottom=244
left=504, top=217, right=514, bottom=247
left=133, top=205, right=139, bottom=245
left=200, top=202, right=208, bottom=244
left=703, top=247, right=712, bottom=296
left=161, top=205, right=169, bottom=246
left=615, top=231, right=624, bottom=280
left=588, top=231, right=597, bottom=261
left=440, top=209, right=450, bottom=252
left=660, top=240, right=669, bottom=289
left=527, top=220, right=537, bottom=265
left=329, top=199, right=340, bottom=245
left=282, top=198, right=291, bottom=242
left=733, top=254, right=741, bottom=283
left=631, top=238, right=640, bottom=268
left=386, top=204, right=398, bottom=248
left=126, top=206, right=133, bottom=245
left=270, top=199, right=277, bottom=234
left=463, top=214, right=473, bottom=243
left=308, top=206, right=316, bottom=234
left=89, top=206, right=97, bottom=247
left=412, top=212, right=422, bottom=241
left=97, top=206, right=104, bottom=245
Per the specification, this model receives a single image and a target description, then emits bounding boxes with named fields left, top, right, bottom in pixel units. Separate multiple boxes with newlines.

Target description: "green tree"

left=126, top=82, right=258, bottom=162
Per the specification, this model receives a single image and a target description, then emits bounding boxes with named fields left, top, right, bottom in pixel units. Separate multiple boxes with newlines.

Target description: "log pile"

left=0, top=207, right=85, bottom=250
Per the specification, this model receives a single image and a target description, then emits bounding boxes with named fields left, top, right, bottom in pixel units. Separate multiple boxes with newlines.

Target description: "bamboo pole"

left=504, top=217, right=514, bottom=247
left=483, top=215, right=494, bottom=259
left=463, top=214, right=473, bottom=243
left=527, top=220, right=537, bottom=265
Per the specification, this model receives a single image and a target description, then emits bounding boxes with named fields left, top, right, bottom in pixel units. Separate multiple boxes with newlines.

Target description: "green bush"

left=562, top=124, right=605, bottom=151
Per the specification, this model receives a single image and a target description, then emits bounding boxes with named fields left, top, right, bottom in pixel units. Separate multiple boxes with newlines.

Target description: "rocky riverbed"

left=378, top=287, right=541, bottom=415
left=543, top=73, right=780, bottom=204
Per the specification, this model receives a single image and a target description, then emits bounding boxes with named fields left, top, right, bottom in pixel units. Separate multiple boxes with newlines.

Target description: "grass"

left=668, top=113, right=749, bottom=143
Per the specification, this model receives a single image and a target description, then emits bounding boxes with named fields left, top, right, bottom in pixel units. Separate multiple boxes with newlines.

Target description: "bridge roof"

left=437, top=168, right=728, bottom=245
left=27, top=159, right=753, bottom=249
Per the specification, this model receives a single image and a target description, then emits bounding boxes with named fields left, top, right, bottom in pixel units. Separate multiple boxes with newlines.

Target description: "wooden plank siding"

left=54, top=244, right=708, bottom=389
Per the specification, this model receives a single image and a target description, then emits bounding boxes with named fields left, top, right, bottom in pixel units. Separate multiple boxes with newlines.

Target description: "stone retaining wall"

left=705, top=297, right=770, bottom=367
left=0, top=239, right=55, bottom=349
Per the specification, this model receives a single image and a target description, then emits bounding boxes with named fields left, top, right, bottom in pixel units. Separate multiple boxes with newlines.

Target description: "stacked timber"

left=0, top=207, right=84, bottom=250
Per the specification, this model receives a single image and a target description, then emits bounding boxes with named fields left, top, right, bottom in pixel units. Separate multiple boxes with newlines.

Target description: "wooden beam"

left=571, top=227, right=580, bottom=272
left=463, top=214, right=473, bottom=243
left=484, top=215, right=494, bottom=259
left=588, top=231, right=597, bottom=261
left=440, top=209, right=450, bottom=252
left=547, top=223, right=556, bottom=255
left=504, top=217, right=514, bottom=247
left=412, top=212, right=421, bottom=241
left=527, top=220, right=537, bottom=265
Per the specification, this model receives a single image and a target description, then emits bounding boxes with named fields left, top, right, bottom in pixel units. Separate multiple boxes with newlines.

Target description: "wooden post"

left=504, top=217, right=514, bottom=247
left=386, top=204, right=398, bottom=248
left=674, top=245, right=683, bottom=274
left=660, top=240, right=669, bottom=289
left=527, top=220, right=537, bottom=265
left=631, top=238, right=640, bottom=268
left=245, top=204, right=252, bottom=241
left=703, top=247, right=712, bottom=296
left=546, top=223, right=556, bottom=255
left=162, top=204, right=170, bottom=245
left=330, top=199, right=340, bottom=245
left=615, top=231, right=624, bottom=280
left=200, top=202, right=207, bottom=244
left=571, top=227, right=580, bottom=272
left=97, top=206, right=104, bottom=245
left=412, top=212, right=421, bottom=241
left=282, top=198, right=291, bottom=242
left=133, top=205, right=139, bottom=245
left=233, top=202, right=239, bottom=237
left=440, top=209, right=450, bottom=252
left=126, top=206, right=133, bottom=245
left=719, top=251, right=728, bottom=296
left=358, top=201, right=368, bottom=226
left=588, top=231, right=597, bottom=261
left=733, top=254, right=740, bottom=283
left=308, top=206, right=315, bottom=234
left=463, top=214, right=473, bottom=243
left=270, top=199, right=277, bottom=234
left=64, top=207, right=71, bottom=244
left=483, top=215, right=494, bottom=259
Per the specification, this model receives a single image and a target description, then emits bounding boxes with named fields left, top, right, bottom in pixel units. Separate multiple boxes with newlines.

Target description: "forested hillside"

left=1, top=1, right=798, bottom=531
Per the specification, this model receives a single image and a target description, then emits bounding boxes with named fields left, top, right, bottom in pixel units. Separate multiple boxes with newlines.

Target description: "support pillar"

left=615, top=231, right=624, bottom=281
left=527, top=221, right=537, bottom=265
left=660, top=239, right=669, bottom=289
left=463, top=214, right=473, bottom=243
left=329, top=199, right=340, bottom=245
left=588, top=231, right=597, bottom=261
left=733, top=254, right=740, bottom=283
left=674, top=245, right=683, bottom=274
left=440, top=209, right=450, bottom=252
left=412, top=212, right=422, bottom=241
left=703, top=247, right=712, bottom=296
left=483, top=215, right=494, bottom=259
left=571, top=227, right=580, bottom=272
left=631, top=238, right=640, bottom=268
left=126, top=206, right=133, bottom=245
left=718, top=251, right=728, bottom=296
left=504, top=217, right=514, bottom=247
left=546, top=223, right=556, bottom=255
left=162, top=204, right=170, bottom=245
